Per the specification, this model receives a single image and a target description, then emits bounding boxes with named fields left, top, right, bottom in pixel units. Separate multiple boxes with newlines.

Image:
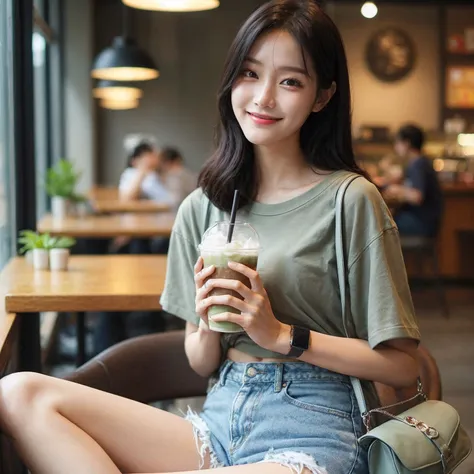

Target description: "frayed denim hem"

left=184, top=407, right=224, bottom=470
left=260, top=449, right=328, bottom=474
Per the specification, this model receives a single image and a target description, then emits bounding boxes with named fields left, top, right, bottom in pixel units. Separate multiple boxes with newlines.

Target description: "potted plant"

left=48, top=236, right=76, bottom=271
left=17, top=230, right=51, bottom=270
left=69, top=192, right=89, bottom=217
left=44, top=159, right=81, bottom=219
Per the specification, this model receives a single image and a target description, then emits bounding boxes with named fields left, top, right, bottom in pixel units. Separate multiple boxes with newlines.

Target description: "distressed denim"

left=186, top=361, right=368, bottom=474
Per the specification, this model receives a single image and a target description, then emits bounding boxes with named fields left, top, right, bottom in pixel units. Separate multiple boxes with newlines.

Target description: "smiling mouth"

left=247, top=112, right=282, bottom=123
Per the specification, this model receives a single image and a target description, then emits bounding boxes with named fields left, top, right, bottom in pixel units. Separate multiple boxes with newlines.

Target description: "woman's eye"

left=242, top=69, right=258, bottom=79
left=282, top=78, right=303, bottom=88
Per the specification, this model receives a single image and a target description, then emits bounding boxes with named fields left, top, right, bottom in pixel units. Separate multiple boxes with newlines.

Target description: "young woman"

left=0, top=2, right=420, bottom=473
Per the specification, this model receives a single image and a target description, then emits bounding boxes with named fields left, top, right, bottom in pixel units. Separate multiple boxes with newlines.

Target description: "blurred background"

left=0, top=1, right=473, bottom=472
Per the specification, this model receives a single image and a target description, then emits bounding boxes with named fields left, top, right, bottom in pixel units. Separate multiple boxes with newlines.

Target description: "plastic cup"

left=199, top=221, right=259, bottom=333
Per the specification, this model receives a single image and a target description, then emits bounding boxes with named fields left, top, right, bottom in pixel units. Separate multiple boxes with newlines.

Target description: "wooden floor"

left=413, top=288, right=474, bottom=473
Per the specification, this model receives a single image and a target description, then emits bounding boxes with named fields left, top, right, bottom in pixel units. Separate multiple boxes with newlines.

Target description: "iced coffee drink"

left=199, top=221, right=259, bottom=333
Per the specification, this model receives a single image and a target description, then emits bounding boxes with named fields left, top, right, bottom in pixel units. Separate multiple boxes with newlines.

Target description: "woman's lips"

left=247, top=112, right=282, bottom=125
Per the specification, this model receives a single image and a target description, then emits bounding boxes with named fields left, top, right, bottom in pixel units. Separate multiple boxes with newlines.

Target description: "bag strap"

left=334, top=174, right=368, bottom=416
left=335, top=175, right=427, bottom=428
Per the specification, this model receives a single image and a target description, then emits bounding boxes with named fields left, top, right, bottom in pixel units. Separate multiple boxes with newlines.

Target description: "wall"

left=330, top=2, right=440, bottom=136
left=95, top=1, right=441, bottom=185
left=96, top=0, right=264, bottom=185
left=64, top=0, right=96, bottom=192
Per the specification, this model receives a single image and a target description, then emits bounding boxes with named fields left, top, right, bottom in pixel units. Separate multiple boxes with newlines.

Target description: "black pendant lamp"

left=91, top=4, right=159, bottom=81
left=93, top=80, right=143, bottom=101
left=122, top=0, right=219, bottom=11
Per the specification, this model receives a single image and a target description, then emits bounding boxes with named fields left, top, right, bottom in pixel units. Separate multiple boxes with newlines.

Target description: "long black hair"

left=199, top=0, right=368, bottom=212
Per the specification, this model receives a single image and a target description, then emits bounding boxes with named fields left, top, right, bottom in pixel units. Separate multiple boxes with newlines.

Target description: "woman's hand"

left=194, top=257, right=217, bottom=332
left=200, top=261, right=286, bottom=352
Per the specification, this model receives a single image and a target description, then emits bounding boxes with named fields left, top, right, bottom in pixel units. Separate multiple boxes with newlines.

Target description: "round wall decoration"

left=366, top=27, right=416, bottom=82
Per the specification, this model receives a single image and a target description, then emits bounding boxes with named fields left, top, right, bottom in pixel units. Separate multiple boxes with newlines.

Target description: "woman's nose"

left=254, top=82, right=276, bottom=109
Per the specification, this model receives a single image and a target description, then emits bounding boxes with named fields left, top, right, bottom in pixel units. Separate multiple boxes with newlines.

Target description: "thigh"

left=234, top=379, right=364, bottom=474
left=0, top=372, right=207, bottom=473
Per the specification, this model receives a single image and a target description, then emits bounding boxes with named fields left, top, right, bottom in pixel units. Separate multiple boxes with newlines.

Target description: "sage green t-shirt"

left=160, top=170, right=420, bottom=359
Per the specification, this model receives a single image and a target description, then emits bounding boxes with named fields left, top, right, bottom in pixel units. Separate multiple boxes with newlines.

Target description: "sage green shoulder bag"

left=335, top=175, right=472, bottom=474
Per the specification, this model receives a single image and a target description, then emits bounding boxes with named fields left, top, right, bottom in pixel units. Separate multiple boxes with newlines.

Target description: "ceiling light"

left=361, top=2, right=378, bottom=19
left=93, top=80, right=143, bottom=101
left=91, top=37, right=159, bottom=81
left=122, top=0, right=219, bottom=12
left=100, top=98, right=140, bottom=110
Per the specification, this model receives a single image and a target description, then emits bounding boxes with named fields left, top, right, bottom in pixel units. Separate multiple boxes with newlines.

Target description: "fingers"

left=227, top=261, right=264, bottom=292
left=210, top=311, right=248, bottom=328
left=194, top=260, right=215, bottom=290
left=194, top=256, right=203, bottom=274
left=198, top=294, right=252, bottom=315
left=197, top=278, right=254, bottom=301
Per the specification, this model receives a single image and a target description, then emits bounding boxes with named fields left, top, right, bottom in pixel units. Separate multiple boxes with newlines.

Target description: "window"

left=0, top=1, right=15, bottom=269
left=33, top=0, right=65, bottom=219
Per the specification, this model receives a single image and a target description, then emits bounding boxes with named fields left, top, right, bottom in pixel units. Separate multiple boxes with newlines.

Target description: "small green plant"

left=49, top=236, right=76, bottom=249
left=17, top=230, right=48, bottom=254
left=17, top=231, right=76, bottom=254
left=44, top=159, right=81, bottom=198
left=69, top=193, right=87, bottom=204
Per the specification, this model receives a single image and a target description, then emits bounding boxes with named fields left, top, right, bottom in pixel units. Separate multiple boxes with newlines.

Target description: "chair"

left=400, top=236, right=450, bottom=319
left=65, top=330, right=442, bottom=406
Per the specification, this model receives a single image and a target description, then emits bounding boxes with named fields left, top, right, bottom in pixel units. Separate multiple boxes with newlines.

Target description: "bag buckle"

left=441, top=444, right=454, bottom=464
left=405, top=416, right=440, bottom=439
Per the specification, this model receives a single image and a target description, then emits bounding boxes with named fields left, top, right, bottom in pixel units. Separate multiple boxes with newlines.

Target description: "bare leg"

left=157, top=465, right=313, bottom=474
left=0, top=372, right=208, bottom=474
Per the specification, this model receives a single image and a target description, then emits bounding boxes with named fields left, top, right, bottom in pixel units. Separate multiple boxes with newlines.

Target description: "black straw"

left=227, top=190, right=240, bottom=244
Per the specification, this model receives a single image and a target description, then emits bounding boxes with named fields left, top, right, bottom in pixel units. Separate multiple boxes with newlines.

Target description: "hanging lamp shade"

left=100, top=97, right=140, bottom=110
left=122, top=0, right=219, bottom=12
left=93, top=80, right=143, bottom=101
left=91, top=37, right=159, bottom=81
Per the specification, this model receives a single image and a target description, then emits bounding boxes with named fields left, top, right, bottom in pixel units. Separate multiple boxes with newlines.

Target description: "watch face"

left=366, top=27, right=416, bottom=82
left=292, top=326, right=310, bottom=350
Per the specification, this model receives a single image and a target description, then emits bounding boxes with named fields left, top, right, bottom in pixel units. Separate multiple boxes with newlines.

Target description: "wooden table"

left=438, top=183, right=474, bottom=278
left=91, top=199, right=170, bottom=214
left=1, top=255, right=167, bottom=370
left=87, top=186, right=119, bottom=201
left=37, top=212, right=175, bottom=238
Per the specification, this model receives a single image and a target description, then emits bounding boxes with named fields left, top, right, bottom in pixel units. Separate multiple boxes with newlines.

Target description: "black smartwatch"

left=287, top=325, right=310, bottom=358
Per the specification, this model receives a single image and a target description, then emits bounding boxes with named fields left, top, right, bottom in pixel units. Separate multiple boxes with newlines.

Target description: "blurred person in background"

left=119, top=142, right=172, bottom=204
left=384, top=124, right=443, bottom=237
left=159, top=146, right=197, bottom=210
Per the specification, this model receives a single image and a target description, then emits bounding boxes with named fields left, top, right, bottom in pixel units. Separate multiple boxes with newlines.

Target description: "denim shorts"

left=185, top=360, right=368, bottom=474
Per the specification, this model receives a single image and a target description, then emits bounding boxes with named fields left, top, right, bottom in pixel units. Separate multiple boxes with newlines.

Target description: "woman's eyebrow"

left=244, top=56, right=308, bottom=76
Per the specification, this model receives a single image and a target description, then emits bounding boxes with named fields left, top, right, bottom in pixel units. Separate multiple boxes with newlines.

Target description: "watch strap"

left=287, top=325, right=310, bottom=358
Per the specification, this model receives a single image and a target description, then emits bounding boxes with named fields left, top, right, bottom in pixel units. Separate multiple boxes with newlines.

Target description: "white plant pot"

left=33, top=249, right=49, bottom=270
left=25, top=250, right=34, bottom=266
left=51, top=196, right=69, bottom=219
left=49, top=248, right=70, bottom=271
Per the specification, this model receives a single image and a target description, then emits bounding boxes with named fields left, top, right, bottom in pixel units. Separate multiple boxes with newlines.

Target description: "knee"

left=0, top=372, right=53, bottom=431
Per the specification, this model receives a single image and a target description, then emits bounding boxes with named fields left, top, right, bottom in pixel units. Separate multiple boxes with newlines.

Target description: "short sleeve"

left=348, top=229, right=420, bottom=348
left=118, top=168, right=134, bottom=194
left=406, top=159, right=427, bottom=194
left=159, top=190, right=205, bottom=325
left=343, top=178, right=421, bottom=348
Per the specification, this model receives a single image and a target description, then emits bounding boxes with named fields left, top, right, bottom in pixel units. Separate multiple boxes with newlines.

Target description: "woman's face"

left=231, top=29, right=318, bottom=149
left=133, top=151, right=161, bottom=171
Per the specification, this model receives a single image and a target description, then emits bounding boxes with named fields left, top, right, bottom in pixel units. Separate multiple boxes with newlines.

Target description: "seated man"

left=159, top=146, right=197, bottom=210
left=385, top=124, right=443, bottom=237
